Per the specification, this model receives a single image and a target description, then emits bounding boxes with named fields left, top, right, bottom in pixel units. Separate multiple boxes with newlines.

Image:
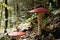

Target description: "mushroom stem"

left=16, top=36, right=19, bottom=40
left=37, top=13, right=42, bottom=35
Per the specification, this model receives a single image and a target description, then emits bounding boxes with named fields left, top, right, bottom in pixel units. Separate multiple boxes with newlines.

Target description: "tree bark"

left=4, top=0, right=8, bottom=33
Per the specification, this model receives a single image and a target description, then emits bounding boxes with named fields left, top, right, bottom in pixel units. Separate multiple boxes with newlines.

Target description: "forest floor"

left=0, top=28, right=16, bottom=35
left=0, top=28, right=60, bottom=40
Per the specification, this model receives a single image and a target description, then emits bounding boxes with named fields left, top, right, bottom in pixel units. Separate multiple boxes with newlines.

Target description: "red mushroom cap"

left=29, top=7, right=50, bottom=14
left=8, top=32, right=26, bottom=37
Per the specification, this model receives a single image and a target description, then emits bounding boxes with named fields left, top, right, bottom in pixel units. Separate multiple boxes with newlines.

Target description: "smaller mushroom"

left=8, top=32, right=26, bottom=40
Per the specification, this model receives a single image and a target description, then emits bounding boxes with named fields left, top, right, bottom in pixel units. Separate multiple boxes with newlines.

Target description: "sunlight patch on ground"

left=0, top=28, right=4, bottom=34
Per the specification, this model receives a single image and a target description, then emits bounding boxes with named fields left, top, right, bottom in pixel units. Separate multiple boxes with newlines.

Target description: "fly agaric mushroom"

left=29, top=7, right=50, bottom=35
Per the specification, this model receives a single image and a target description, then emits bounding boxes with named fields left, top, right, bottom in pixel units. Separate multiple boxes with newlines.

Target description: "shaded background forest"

left=0, top=0, right=60, bottom=34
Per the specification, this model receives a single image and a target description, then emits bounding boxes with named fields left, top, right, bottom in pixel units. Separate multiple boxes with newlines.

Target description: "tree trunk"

left=4, top=0, right=8, bottom=33
left=0, top=6, right=2, bottom=28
